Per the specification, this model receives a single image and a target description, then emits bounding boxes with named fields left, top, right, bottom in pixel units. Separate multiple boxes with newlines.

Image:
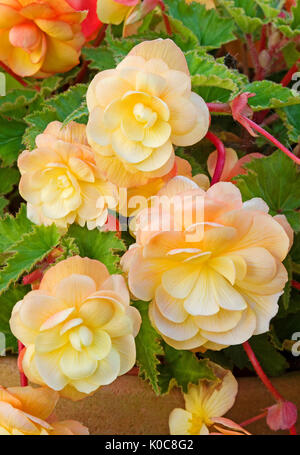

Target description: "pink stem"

left=243, top=342, right=284, bottom=402
left=18, top=341, right=28, bottom=387
left=240, top=411, right=268, bottom=427
left=242, top=116, right=300, bottom=165
left=246, top=34, right=264, bottom=81
left=0, top=61, right=28, bottom=87
left=206, top=131, right=226, bottom=185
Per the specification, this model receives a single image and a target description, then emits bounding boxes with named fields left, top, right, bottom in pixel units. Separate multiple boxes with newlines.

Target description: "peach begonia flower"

left=0, top=385, right=88, bottom=435
left=186, top=0, right=215, bottom=10
left=121, top=177, right=292, bottom=351
left=10, top=256, right=141, bottom=401
left=169, top=368, right=250, bottom=435
left=18, top=121, right=117, bottom=231
left=86, top=38, right=210, bottom=188
left=207, top=148, right=264, bottom=182
left=97, top=0, right=139, bottom=25
left=0, top=0, right=86, bottom=78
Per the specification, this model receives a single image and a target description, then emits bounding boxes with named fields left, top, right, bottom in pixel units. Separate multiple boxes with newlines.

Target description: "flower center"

left=57, top=174, right=71, bottom=189
left=69, top=325, right=94, bottom=351
left=133, top=103, right=157, bottom=127
left=188, top=412, right=212, bottom=435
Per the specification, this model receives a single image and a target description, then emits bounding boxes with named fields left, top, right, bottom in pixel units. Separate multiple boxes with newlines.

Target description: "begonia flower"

left=18, top=121, right=117, bottom=231
left=0, top=0, right=86, bottom=77
left=0, top=385, right=88, bottom=434
left=10, top=256, right=141, bottom=401
left=122, top=177, right=292, bottom=351
left=169, top=367, right=249, bottom=435
left=86, top=39, right=210, bottom=187
left=97, top=0, right=139, bottom=25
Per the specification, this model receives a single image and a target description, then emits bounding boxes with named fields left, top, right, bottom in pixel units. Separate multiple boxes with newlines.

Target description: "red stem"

left=158, top=0, right=172, bottom=35
left=281, top=60, right=299, bottom=87
left=289, top=425, right=297, bottom=435
left=18, top=341, right=28, bottom=387
left=242, top=116, right=300, bottom=165
left=0, top=61, right=28, bottom=87
left=206, top=131, right=226, bottom=185
left=259, top=25, right=268, bottom=52
left=292, top=280, right=300, bottom=291
left=93, top=24, right=108, bottom=47
left=243, top=341, right=284, bottom=402
left=240, top=411, right=268, bottom=427
left=207, top=102, right=231, bottom=114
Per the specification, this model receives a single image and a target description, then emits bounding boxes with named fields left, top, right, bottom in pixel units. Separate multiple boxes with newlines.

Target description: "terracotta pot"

left=0, top=356, right=299, bottom=435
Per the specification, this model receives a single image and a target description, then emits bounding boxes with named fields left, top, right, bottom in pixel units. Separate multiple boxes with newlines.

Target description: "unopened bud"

left=259, top=50, right=272, bottom=69
left=268, top=31, right=281, bottom=49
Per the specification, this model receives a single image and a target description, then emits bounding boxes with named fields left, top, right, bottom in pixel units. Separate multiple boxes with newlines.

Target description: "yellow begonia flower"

left=18, top=121, right=118, bottom=231
left=169, top=368, right=249, bottom=435
left=10, top=256, right=141, bottom=401
left=0, top=385, right=88, bottom=435
left=97, top=0, right=138, bottom=25
left=186, top=0, right=215, bottom=9
left=0, top=0, right=86, bottom=78
left=86, top=39, right=210, bottom=188
left=121, top=177, right=292, bottom=351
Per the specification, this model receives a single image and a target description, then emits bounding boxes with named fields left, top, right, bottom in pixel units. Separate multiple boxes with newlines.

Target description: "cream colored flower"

left=0, top=385, right=88, bottom=435
left=18, top=121, right=117, bottom=230
left=121, top=177, right=292, bottom=351
left=169, top=367, right=249, bottom=435
left=10, top=256, right=141, bottom=401
left=86, top=39, right=210, bottom=187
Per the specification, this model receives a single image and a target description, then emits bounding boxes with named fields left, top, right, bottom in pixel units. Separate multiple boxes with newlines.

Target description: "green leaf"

left=62, top=100, right=88, bottom=126
left=82, top=46, right=116, bottom=72
left=0, top=197, right=8, bottom=216
left=23, top=84, right=88, bottom=149
left=218, top=0, right=267, bottom=34
left=0, top=284, right=30, bottom=353
left=0, top=224, right=61, bottom=295
left=45, top=84, right=88, bottom=121
left=282, top=42, right=300, bottom=67
left=277, top=104, right=300, bottom=143
left=0, top=116, right=26, bottom=166
left=0, top=204, right=32, bottom=254
left=186, top=51, right=247, bottom=103
left=66, top=225, right=126, bottom=274
left=242, top=80, right=300, bottom=111
left=255, top=0, right=285, bottom=18
left=164, top=0, right=236, bottom=49
left=131, top=300, right=163, bottom=395
left=22, top=106, right=57, bottom=150
left=158, top=342, right=216, bottom=394
left=0, top=88, right=38, bottom=120
left=236, top=151, right=300, bottom=231
left=0, top=167, right=19, bottom=195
